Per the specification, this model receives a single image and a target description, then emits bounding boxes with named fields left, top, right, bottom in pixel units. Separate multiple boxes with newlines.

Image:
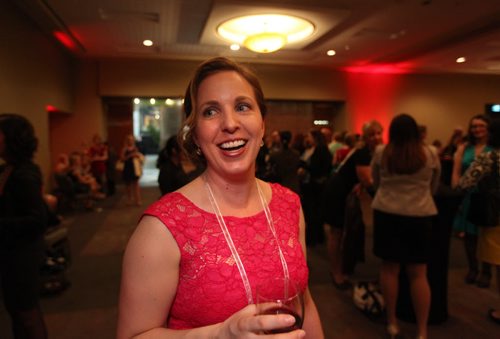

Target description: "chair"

left=53, top=174, right=92, bottom=211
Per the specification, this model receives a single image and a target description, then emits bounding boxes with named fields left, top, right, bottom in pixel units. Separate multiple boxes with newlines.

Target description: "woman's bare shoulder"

left=176, top=176, right=208, bottom=208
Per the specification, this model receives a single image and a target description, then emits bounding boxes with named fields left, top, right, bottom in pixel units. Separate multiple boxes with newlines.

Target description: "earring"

left=260, top=140, right=264, bottom=147
left=196, top=147, right=202, bottom=156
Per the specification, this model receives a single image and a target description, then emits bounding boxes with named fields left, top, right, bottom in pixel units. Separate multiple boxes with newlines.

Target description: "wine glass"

left=256, top=277, right=305, bottom=334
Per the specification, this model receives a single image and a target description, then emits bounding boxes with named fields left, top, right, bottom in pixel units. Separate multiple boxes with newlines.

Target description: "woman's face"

left=365, top=127, right=383, bottom=149
left=126, top=135, right=135, bottom=146
left=470, top=118, right=488, bottom=141
left=304, top=133, right=314, bottom=148
left=194, top=70, right=265, bottom=179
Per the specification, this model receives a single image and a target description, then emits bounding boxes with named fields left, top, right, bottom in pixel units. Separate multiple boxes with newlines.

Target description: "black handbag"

left=466, top=152, right=500, bottom=227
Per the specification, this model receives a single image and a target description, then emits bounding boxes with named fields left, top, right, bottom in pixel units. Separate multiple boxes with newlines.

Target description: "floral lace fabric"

left=144, top=183, right=308, bottom=329
left=459, top=150, right=500, bottom=190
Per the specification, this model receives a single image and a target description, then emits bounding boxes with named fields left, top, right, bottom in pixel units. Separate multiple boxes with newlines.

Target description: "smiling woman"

left=117, top=57, right=324, bottom=338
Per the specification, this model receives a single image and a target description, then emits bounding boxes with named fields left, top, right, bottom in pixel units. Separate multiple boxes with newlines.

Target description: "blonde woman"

left=120, top=134, right=143, bottom=206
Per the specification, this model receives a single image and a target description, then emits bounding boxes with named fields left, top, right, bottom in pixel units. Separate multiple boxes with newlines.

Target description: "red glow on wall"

left=343, top=62, right=414, bottom=75
left=343, top=69, right=404, bottom=142
left=53, top=31, right=77, bottom=51
left=46, top=105, right=58, bottom=113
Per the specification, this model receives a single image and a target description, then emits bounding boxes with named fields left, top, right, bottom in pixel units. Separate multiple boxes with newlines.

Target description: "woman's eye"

left=236, top=103, right=250, bottom=112
left=202, top=108, right=217, bottom=117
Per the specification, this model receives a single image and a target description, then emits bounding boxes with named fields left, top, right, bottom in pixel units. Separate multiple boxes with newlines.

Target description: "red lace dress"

left=144, top=183, right=309, bottom=329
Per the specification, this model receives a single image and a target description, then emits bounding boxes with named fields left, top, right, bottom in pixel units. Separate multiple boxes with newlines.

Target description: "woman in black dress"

left=0, top=113, right=48, bottom=338
left=322, top=120, right=383, bottom=288
left=120, top=134, right=144, bottom=206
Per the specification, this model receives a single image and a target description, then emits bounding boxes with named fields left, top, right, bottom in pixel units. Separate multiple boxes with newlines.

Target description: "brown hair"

left=179, top=57, right=267, bottom=163
left=466, top=114, right=490, bottom=145
left=382, top=114, right=426, bottom=174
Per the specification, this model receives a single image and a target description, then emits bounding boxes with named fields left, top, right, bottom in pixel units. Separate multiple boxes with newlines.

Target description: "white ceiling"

left=14, top=0, right=500, bottom=75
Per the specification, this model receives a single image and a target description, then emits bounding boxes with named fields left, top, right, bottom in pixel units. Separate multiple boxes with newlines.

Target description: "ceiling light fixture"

left=456, top=56, right=466, bottom=63
left=143, top=39, right=153, bottom=47
left=217, top=14, right=314, bottom=53
left=327, top=49, right=336, bottom=56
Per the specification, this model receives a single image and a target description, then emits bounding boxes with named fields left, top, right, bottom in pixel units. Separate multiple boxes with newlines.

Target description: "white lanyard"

left=204, top=177, right=289, bottom=304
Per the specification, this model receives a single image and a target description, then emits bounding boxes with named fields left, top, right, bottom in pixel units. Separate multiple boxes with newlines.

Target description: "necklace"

left=204, top=176, right=289, bottom=304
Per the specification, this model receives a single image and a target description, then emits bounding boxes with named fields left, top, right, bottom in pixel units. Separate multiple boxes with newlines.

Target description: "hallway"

left=0, top=183, right=498, bottom=338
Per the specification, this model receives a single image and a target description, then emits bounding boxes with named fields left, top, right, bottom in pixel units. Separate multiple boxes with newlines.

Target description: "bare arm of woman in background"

left=352, top=164, right=374, bottom=196
left=451, top=143, right=466, bottom=187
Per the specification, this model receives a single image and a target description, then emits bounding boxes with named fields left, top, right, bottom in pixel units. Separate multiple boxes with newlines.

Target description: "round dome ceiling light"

left=217, top=14, right=315, bottom=53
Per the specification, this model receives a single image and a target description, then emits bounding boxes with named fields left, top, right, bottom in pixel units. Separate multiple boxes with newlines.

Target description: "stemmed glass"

left=256, top=277, right=305, bottom=334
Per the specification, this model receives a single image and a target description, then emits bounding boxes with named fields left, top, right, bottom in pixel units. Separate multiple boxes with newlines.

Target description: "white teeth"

left=220, top=139, right=246, bottom=149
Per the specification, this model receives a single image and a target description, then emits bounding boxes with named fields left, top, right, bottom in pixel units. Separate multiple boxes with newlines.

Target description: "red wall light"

left=53, top=31, right=77, bottom=51
left=46, top=105, right=58, bottom=113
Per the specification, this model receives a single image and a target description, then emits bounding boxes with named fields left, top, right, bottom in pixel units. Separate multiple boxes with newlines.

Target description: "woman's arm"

left=298, top=207, right=325, bottom=339
left=429, top=147, right=442, bottom=194
left=451, top=143, right=466, bottom=187
left=117, top=216, right=300, bottom=339
left=370, top=150, right=381, bottom=191
left=117, top=216, right=181, bottom=338
left=355, top=165, right=373, bottom=189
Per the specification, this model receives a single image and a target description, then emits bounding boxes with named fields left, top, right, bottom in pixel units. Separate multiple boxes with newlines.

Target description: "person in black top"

left=323, top=120, right=383, bottom=288
left=0, top=113, right=48, bottom=338
left=157, top=135, right=203, bottom=196
left=268, top=130, right=301, bottom=194
left=299, top=129, right=333, bottom=246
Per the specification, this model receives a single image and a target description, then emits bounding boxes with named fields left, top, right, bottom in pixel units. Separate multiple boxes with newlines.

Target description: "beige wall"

left=0, top=0, right=75, bottom=188
left=394, top=73, right=500, bottom=144
left=97, top=58, right=500, bottom=144
left=50, top=60, right=105, bottom=164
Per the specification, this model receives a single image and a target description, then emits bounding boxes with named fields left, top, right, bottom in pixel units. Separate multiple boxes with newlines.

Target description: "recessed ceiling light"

left=150, top=98, right=156, bottom=105
left=143, top=39, right=153, bottom=47
left=327, top=49, right=336, bottom=56
left=133, top=98, right=140, bottom=104
left=456, top=56, right=466, bottom=63
left=230, top=44, right=240, bottom=51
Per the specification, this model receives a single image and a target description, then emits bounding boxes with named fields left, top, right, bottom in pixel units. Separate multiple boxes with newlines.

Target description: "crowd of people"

left=1, top=56, right=499, bottom=339
left=52, top=133, right=147, bottom=210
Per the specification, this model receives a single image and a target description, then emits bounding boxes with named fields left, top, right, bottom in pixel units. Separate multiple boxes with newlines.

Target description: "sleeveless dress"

left=458, top=150, right=500, bottom=265
left=122, top=147, right=139, bottom=183
left=453, top=144, right=492, bottom=235
left=144, top=183, right=308, bottom=329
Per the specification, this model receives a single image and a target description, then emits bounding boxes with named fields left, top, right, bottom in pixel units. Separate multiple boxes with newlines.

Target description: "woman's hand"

left=216, top=304, right=305, bottom=338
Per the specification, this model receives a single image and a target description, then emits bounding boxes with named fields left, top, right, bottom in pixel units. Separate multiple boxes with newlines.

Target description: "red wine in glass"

left=262, top=306, right=304, bottom=334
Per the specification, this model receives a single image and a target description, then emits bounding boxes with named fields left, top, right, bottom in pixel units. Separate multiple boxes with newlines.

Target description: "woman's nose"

left=221, top=109, right=239, bottom=132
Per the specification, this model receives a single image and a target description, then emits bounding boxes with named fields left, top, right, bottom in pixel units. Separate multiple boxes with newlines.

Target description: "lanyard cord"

left=204, top=177, right=290, bottom=304
left=204, top=178, right=254, bottom=304
left=255, top=181, right=290, bottom=285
